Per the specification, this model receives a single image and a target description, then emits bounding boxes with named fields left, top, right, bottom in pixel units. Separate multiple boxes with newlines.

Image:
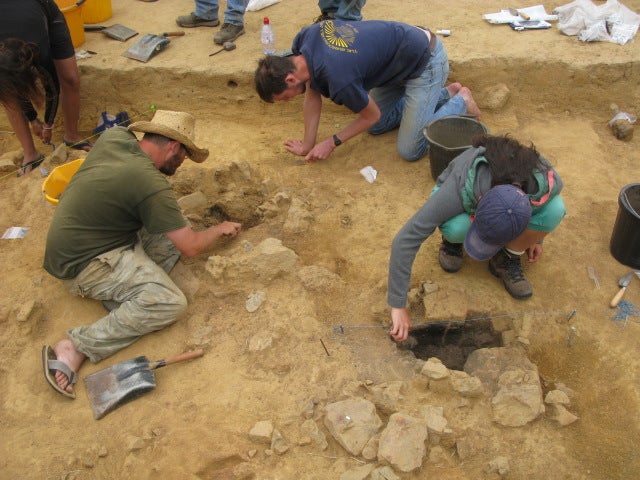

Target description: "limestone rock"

left=324, top=398, right=382, bottom=456
left=366, top=381, right=405, bottom=415
left=449, top=370, right=484, bottom=397
left=300, top=419, right=328, bottom=450
left=249, top=420, right=274, bottom=444
left=271, top=429, right=289, bottom=455
left=205, top=237, right=299, bottom=293
left=297, top=265, right=344, bottom=291
left=361, top=434, right=379, bottom=461
left=547, top=403, right=579, bottom=426
left=245, top=290, right=266, bottom=312
left=488, top=456, right=510, bottom=476
left=247, top=330, right=273, bottom=352
left=377, top=413, right=428, bottom=472
left=464, top=347, right=538, bottom=394
left=421, top=357, right=450, bottom=380
left=491, top=368, right=545, bottom=427
left=423, top=288, right=468, bottom=322
left=370, top=465, right=400, bottom=480
left=339, top=463, right=375, bottom=480
left=283, top=197, right=314, bottom=234
left=480, top=83, right=511, bottom=110
left=177, top=190, right=208, bottom=214
left=544, top=389, right=571, bottom=406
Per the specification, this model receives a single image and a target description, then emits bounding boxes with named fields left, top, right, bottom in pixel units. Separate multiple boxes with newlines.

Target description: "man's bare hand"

left=217, top=221, right=242, bottom=238
left=304, top=138, right=335, bottom=163
left=284, top=139, right=309, bottom=156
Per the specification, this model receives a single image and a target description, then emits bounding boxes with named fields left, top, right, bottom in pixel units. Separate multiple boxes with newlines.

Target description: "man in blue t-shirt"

left=255, top=20, right=481, bottom=163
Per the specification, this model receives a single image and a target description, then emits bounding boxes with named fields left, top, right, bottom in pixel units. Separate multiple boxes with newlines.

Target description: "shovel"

left=84, top=349, right=204, bottom=419
left=610, top=271, right=635, bottom=307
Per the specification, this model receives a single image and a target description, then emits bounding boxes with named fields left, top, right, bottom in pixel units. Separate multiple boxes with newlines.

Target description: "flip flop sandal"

left=16, top=154, right=45, bottom=177
left=63, top=139, right=94, bottom=151
left=42, top=345, right=77, bottom=399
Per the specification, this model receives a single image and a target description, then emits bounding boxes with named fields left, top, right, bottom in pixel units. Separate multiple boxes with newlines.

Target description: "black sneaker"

left=214, top=23, right=245, bottom=45
left=438, top=237, right=463, bottom=273
left=488, top=249, right=533, bottom=299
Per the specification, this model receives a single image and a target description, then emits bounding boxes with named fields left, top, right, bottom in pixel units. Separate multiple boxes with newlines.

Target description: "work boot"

left=438, top=237, right=463, bottom=273
left=488, top=249, right=533, bottom=299
left=214, top=23, right=245, bottom=45
left=176, top=13, right=220, bottom=28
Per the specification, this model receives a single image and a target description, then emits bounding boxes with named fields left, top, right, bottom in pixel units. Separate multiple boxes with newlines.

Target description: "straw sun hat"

left=128, top=110, right=209, bottom=163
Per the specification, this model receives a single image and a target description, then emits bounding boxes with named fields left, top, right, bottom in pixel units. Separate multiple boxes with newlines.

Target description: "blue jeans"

left=368, top=39, right=466, bottom=161
left=319, top=0, right=366, bottom=20
left=195, top=0, right=249, bottom=25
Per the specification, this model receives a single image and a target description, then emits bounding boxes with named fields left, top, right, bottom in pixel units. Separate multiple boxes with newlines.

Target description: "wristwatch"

left=332, top=134, right=342, bottom=147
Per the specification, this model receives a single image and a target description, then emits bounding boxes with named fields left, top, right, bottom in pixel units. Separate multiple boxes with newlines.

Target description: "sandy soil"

left=1, top=0, right=640, bottom=478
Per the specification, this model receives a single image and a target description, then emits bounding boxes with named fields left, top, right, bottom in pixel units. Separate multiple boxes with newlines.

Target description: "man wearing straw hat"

left=41, top=110, right=241, bottom=399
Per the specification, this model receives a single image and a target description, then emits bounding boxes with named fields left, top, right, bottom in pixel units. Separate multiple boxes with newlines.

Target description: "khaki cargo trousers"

left=63, top=229, right=187, bottom=363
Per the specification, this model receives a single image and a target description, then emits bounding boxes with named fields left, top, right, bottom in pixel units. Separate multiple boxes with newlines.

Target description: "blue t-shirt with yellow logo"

left=292, top=20, right=431, bottom=113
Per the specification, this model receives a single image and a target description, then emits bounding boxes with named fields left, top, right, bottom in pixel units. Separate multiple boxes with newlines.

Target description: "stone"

left=249, top=420, right=274, bottom=444
left=177, top=190, right=208, bottom=213
left=464, top=347, right=538, bottom=394
left=488, top=456, right=510, bottom=475
left=324, top=398, right=382, bottom=456
left=449, top=370, right=484, bottom=397
left=544, top=389, right=571, bottom=406
left=283, top=197, right=314, bottom=234
left=377, top=413, right=428, bottom=472
left=421, top=357, right=450, bottom=380
left=366, top=381, right=405, bottom=415
left=126, top=436, right=145, bottom=451
left=271, top=429, right=289, bottom=455
left=339, top=463, right=375, bottom=480
left=245, top=290, right=266, bottom=312
left=361, top=434, right=379, bottom=461
left=370, top=466, right=400, bottom=480
left=547, top=403, right=579, bottom=426
left=247, top=331, right=273, bottom=352
left=300, top=419, right=328, bottom=450
left=491, top=368, right=545, bottom=427
left=297, top=265, right=344, bottom=291
left=480, top=83, right=510, bottom=110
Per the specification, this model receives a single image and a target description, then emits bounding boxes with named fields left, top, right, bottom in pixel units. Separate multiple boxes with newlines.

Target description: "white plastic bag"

left=554, top=0, right=640, bottom=44
left=246, top=0, right=281, bottom=12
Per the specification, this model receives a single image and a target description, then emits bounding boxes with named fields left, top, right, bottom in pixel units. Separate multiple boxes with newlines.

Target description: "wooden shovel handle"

left=150, top=349, right=204, bottom=370
left=610, top=286, right=627, bottom=308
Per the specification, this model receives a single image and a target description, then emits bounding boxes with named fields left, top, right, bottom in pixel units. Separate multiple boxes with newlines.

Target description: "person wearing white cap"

left=387, top=134, right=566, bottom=342
left=41, top=110, right=242, bottom=399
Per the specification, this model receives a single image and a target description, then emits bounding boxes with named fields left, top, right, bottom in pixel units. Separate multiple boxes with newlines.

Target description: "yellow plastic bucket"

left=82, top=0, right=112, bottom=24
left=54, top=0, right=86, bottom=48
left=42, top=158, right=84, bottom=205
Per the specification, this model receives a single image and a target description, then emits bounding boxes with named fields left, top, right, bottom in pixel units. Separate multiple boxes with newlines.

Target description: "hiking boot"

left=438, top=237, right=463, bottom=273
left=488, top=249, right=533, bottom=299
left=176, top=12, right=219, bottom=28
left=214, top=23, right=245, bottom=45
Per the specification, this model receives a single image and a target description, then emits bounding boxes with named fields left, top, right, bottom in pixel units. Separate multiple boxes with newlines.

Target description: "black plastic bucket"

left=610, top=183, right=640, bottom=268
left=423, top=116, right=488, bottom=180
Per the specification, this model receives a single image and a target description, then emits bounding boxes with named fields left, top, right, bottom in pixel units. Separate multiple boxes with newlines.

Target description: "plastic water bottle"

left=261, top=17, right=275, bottom=55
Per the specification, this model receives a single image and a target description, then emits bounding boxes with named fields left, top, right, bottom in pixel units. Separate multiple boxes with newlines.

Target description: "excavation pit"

left=409, top=319, right=503, bottom=371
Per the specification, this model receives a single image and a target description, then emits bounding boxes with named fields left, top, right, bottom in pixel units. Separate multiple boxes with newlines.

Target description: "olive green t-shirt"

left=43, top=127, right=187, bottom=279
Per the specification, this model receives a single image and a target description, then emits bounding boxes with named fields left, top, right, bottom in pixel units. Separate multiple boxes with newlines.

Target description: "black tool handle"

left=149, top=350, right=204, bottom=370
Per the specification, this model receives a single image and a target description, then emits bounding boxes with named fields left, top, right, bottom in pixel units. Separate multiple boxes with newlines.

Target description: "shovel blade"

left=84, top=356, right=157, bottom=420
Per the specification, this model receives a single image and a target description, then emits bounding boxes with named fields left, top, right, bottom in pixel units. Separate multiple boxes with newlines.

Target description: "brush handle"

left=610, top=286, right=627, bottom=308
left=163, top=31, right=186, bottom=37
left=149, top=349, right=204, bottom=370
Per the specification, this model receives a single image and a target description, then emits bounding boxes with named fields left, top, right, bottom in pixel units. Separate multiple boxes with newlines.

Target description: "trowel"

left=610, top=271, right=635, bottom=307
left=122, top=32, right=183, bottom=62
left=85, top=24, right=139, bottom=42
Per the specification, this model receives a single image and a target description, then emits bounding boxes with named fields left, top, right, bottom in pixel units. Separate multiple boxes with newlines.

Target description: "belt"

left=416, top=26, right=438, bottom=52
left=424, top=28, right=438, bottom=52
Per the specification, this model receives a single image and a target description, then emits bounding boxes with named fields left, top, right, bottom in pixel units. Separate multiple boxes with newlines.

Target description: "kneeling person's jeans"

left=63, top=229, right=187, bottom=363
